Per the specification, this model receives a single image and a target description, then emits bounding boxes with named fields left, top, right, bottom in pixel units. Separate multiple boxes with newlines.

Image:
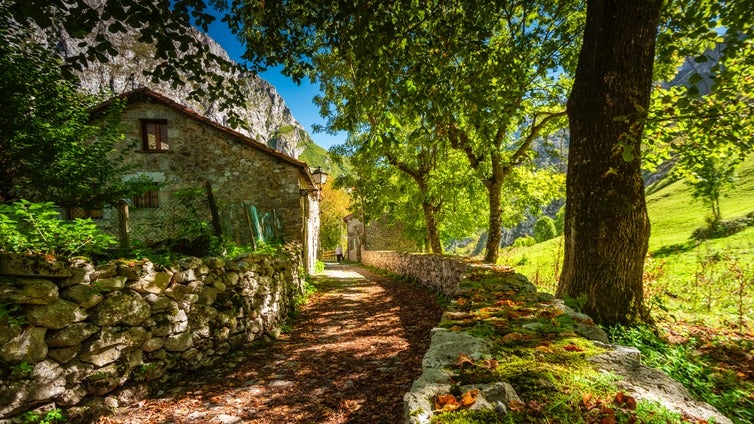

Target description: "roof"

left=91, top=87, right=317, bottom=188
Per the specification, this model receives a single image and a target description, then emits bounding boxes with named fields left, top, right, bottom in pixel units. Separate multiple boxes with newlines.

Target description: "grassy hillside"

left=502, top=155, right=754, bottom=327
left=298, top=139, right=349, bottom=179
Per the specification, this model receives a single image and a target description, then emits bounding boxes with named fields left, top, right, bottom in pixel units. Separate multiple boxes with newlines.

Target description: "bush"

left=512, top=235, right=536, bottom=248
left=534, top=216, right=557, bottom=242
left=0, top=200, right=115, bottom=257
left=555, top=206, right=565, bottom=235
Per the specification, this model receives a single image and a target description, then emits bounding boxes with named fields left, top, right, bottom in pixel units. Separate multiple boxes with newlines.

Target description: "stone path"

left=97, top=263, right=443, bottom=424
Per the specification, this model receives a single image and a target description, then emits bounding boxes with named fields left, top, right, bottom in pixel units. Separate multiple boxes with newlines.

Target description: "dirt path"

left=98, top=263, right=443, bottom=424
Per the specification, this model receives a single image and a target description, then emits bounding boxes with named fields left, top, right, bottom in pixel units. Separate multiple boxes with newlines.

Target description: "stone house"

left=90, top=88, right=321, bottom=273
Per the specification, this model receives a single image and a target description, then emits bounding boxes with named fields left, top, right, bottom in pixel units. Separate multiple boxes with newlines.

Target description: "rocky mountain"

left=62, top=25, right=313, bottom=159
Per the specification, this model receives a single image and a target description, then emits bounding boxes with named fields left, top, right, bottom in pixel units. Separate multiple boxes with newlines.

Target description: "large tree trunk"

left=483, top=178, right=504, bottom=263
left=556, top=0, right=661, bottom=325
left=421, top=199, right=443, bottom=254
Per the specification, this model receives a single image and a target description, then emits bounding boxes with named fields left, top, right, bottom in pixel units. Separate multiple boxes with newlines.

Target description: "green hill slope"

left=503, top=155, right=754, bottom=326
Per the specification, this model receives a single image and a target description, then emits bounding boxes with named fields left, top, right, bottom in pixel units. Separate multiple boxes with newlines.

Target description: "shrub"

left=512, top=235, right=536, bottom=248
left=534, top=216, right=557, bottom=242
left=0, top=200, right=115, bottom=257
left=555, top=205, right=565, bottom=235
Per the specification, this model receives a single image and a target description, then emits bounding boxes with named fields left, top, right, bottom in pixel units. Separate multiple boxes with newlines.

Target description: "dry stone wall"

left=0, top=244, right=305, bottom=420
left=361, top=250, right=469, bottom=295
left=361, top=251, right=731, bottom=424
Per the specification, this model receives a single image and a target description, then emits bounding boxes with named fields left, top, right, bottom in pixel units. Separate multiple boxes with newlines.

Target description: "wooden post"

left=117, top=200, right=130, bottom=250
left=204, top=181, right=222, bottom=238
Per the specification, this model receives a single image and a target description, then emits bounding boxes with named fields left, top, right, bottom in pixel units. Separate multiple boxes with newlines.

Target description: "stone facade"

left=0, top=247, right=305, bottom=420
left=91, top=89, right=320, bottom=273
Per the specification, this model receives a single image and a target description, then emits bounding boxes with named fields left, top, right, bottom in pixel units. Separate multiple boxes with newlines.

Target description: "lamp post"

left=300, top=166, right=328, bottom=197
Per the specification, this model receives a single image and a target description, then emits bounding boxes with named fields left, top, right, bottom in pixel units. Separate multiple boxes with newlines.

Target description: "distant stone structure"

left=90, top=88, right=321, bottom=273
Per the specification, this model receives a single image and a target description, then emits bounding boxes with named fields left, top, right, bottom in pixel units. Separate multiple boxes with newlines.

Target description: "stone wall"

left=0, top=245, right=305, bottom=420
left=361, top=251, right=731, bottom=424
left=361, top=250, right=469, bottom=295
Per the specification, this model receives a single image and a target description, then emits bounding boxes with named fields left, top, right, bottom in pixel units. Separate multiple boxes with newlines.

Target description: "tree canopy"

left=231, top=0, right=581, bottom=260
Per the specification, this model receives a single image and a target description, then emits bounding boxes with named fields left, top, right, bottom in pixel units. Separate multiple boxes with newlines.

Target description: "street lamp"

left=300, top=166, right=328, bottom=196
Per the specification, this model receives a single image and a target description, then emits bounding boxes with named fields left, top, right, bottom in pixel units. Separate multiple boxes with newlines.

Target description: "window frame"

left=132, top=189, right=160, bottom=209
left=140, top=119, right=169, bottom=152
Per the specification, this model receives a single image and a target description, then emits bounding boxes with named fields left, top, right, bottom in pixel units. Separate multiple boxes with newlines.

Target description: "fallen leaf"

left=435, top=394, right=460, bottom=412
left=582, top=392, right=594, bottom=409
left=564, top=343, right=584, bottom=352
left=502, top=332, right=524, bottom=343
left=535, top=344, right=553, bottom=353
left=460, top=389, right=480, bottom=406
left=508, top=399, right=525, bottom=412
left=453, top=353, right=475, bottom=369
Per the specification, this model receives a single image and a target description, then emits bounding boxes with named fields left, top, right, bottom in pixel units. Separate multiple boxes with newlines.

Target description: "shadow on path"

left=99, top=263, right=443, bottom=424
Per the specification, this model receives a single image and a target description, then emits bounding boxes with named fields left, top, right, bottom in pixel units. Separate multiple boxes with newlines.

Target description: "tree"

left=0, top=12, right=144, bottom=209
left=534, top=216, right=557, bottom=243
left=319, top=179, right=351, bottom=251
left=231, top=0, right=583, bottom=263
left=556, top=0, right=661, bottom=325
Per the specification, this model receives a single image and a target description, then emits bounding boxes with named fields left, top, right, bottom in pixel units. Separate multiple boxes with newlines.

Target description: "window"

left=133, top=189, right=160, bottom=208
left=141, top=119, right=169, bottom=151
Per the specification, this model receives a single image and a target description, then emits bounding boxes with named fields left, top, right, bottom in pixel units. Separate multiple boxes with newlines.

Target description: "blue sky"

left=205, top=19, right=345, bottom=150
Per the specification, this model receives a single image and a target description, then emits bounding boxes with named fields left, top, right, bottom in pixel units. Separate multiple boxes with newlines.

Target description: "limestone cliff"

left=64, top=26, right=311, bottom=159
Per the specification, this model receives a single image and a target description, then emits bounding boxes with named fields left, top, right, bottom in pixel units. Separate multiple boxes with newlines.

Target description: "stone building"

left=90, top=88, right=322, bottom=273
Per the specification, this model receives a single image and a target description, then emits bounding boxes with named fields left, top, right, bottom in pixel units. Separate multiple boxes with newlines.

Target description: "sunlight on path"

left=319, top=263, right=366, bottom=280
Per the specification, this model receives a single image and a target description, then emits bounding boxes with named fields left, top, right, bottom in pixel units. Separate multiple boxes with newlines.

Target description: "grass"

left=496, top=155, right=754, bottom=423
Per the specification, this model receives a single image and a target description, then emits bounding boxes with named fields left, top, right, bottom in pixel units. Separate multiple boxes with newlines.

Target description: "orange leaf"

left=564, top=343, right=584, bottom=352
left=460, top=389, right=480, bottom=406
left=453, top=353, right=475, bottom=369
left=435, top=394, right=460, bottom=412
left=482, top=359, right=499, bottom=369
left=508, top=399, right=525, bottom=412
left=502, top=332, right=524, bottom=343
left=582, top=392, right=594, bottom=409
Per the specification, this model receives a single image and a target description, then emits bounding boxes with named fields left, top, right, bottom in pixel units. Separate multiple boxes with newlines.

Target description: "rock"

left=0, top=253, right=72, bottom=278
left=164, top=332, right=193, bottom=352
left=172, top=269, right=197, bottom=283
left=0, top=326, right=47, bottom=363
left=0, top=276, right=58, bottom=305
left=96, top=276, right=128, bottom=291
left=90, top=291, right=150, bottom=327
left=47, top=346, right=80, bottom=364
left=421, top=328, right=494, bottom=369
left=56, top=384, right=87, bottom=406
left=79, top=327, right=148, bottom=367
left=589, top=344, right=732, bottom=424
left=26, top=299, right=88, bottom=329
left=0, top=360, right=66, bottom=417
left=83, top=362, right=130, bottom=396
left=47, top=323, right=100, bottom=347
left=127, top=271, right=171, bottom=295
left=61, top=284, right=104, bottom=309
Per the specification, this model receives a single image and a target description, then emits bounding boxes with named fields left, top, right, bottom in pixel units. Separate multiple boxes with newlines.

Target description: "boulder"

left=90, top=291, right=150, bottom=327
left=26, top=299, right=88, bottom=329
left=46, top=323, right=100, bottom=347
left=0, top=276, right=58, bottom=305
left=61, top=284, right=104, bottom=309
left=0, top=326, right=47, bottom=363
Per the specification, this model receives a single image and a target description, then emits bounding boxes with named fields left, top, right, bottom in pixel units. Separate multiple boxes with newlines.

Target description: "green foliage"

left=0, top=200, right=116, bottom=257
left=10, top=362, right=34, bottom=379
left=0, top=302, right=27, bottom=329
left=554, top=206, right=566, bottom=235
left=533, top=216, right=557, bottom=243
left=430, top=409, right=503, bottom=424
left=609, top=325, right=754, bottom=423
left=0, top=13, right=149, bottom=208
left=20, top=408, right=65, bottom=424
left=314, top=260, right=325, bottom=274
left=512, top=236, right=536, bottom=248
